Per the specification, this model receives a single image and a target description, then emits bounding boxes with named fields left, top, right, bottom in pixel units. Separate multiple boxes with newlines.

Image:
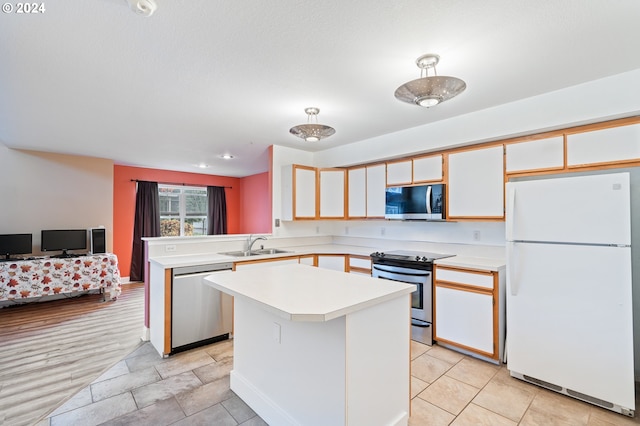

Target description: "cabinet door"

left=316, top=255, right=346, bottom=272
left=435, top=285, right=494, bottom=354
left=386, top=160, right=412, bottom=186
left=412, top=155, right=443, bottom=183
left=506, top=137, right=564, bottom=173
left=294, top=166, right=317, bottom=219
left=299, top=255, right=316, bottom=266
left=567, top=123, right=640, bottom=167
left=348, top=167, right=367, bottom=218
left=366, top=164, right=386, bottom=217
left=319, top=168, right=346, bottom=219
left=448, top=146, right=504, bottom=218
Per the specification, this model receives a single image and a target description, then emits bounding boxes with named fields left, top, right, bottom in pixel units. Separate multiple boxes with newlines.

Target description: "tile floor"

left=35, top=339, right=640, bottom=425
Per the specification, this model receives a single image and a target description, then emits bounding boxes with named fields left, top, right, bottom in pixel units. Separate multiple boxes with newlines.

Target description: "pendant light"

left=289, top=107, right=336, bottom=142
left=394, top=54, right=466, bottom=107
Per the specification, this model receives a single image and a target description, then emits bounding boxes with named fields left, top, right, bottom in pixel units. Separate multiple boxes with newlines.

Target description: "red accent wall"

left=240, top=172, right=271, bottom=233
left=113, top=165, right=242, bottom=279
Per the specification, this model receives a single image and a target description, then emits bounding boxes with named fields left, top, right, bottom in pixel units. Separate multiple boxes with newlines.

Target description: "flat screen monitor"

left=0, top=233, right=32, bottom=260
left=41, top=229, right=87, bottom=257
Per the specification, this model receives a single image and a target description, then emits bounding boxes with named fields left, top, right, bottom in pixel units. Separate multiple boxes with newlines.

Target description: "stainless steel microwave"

left=384, top=184, right=446, bottom=220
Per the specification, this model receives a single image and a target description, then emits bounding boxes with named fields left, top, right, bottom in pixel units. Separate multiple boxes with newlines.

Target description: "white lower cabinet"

left=434, top=266, right=504, bottom=363
left=435, top=286, right=494, bottom=354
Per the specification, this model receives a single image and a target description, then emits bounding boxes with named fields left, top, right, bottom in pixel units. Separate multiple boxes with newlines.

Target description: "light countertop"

left=204, top=263, right=414, bottom=322
left=434, top=256, right=505, bottom=272
left=150, top=243, right=505, bottom=272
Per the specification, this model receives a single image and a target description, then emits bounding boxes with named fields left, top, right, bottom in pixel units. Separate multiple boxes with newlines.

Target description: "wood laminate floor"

left=0, top=284, right=145, bottom=426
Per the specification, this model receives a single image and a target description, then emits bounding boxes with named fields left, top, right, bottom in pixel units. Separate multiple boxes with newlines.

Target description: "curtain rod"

left=130, top=179, right=232, bottom=189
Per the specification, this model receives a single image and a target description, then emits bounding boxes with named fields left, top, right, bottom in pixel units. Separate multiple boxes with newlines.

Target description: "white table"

left=205, top=263, right=414, bottom=426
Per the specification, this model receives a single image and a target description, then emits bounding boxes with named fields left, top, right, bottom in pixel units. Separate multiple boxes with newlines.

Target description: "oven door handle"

left=372, top=264, right=431, bottom=278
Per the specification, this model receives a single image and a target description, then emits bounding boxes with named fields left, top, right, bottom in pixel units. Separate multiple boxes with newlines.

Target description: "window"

left=158, top=185, right=208, bottom=236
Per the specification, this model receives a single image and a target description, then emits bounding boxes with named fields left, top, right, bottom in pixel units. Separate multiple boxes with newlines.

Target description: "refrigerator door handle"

left=506, top=185, right=516, bottom=241
left=426, top=185, right=432, bottom=215
left=508, top=241, right=519, bottom=296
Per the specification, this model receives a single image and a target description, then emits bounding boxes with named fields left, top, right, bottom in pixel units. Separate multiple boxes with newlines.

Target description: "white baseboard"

left=230, top=371, right=299, bottom=426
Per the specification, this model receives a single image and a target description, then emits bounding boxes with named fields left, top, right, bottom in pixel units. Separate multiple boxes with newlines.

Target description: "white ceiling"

left=1, top=1, right=640, bottom=177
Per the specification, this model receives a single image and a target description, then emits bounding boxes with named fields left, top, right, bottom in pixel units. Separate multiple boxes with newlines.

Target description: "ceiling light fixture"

left=220, top=154, right=234, bottom=160
left=394, top=54, right=466, bottom=107
left=289, top=107, right=336, bottom=142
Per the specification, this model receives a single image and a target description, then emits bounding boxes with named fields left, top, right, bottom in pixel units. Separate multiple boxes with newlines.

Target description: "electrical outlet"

left=345, top=226, right=349, bottom=235
left=473, top=230, right=481, bottom=241
left=381, top=227, right=386, bottom=236
left=165, top=244, right=176, bottom=252
left=316, top=226, right=320, bottom=234
left=274, top=218, right=280, bottom=227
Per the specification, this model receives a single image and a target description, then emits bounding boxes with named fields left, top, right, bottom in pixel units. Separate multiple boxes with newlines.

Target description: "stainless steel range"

left=370, top=250, right=454, bottom=345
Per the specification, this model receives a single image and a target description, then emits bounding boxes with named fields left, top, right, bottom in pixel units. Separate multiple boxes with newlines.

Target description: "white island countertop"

left=204, top=263, right=414, bottom=322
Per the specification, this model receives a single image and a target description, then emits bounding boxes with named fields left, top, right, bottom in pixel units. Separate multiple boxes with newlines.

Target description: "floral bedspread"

left=0, top=254, right=122, bottom=303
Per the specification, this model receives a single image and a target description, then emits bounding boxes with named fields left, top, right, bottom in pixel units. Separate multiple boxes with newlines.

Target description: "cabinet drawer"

left=435, top=268, right=493, bottom=290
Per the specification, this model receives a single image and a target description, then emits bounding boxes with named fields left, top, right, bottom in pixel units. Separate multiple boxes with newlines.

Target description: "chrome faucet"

left=246, top=234, right=267, bottom=253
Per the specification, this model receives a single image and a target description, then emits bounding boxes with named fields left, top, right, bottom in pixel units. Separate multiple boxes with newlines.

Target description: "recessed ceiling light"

left=196, top=163, right=210, bottom=169
left=220, top=154, right=234, bottom=160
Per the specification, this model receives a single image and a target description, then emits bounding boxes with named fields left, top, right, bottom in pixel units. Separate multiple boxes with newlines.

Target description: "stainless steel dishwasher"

left=171, top=262, right=233, bottom=354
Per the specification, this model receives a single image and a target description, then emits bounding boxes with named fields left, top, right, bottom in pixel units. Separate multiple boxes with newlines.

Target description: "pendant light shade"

left=289, top=107, right=336, bottom=142
left=394, top=54, right=466, bottom=107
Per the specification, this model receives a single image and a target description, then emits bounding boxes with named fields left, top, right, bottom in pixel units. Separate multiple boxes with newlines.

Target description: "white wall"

left=0, top=146, right=114, bottom=255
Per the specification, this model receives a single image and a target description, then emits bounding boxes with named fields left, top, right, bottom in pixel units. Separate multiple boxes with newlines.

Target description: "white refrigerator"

left=506, top=172, right=635, bottom=417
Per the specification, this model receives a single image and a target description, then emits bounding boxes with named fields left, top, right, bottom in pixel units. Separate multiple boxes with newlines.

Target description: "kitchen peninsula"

left=204, top=263, right=414, bottom=426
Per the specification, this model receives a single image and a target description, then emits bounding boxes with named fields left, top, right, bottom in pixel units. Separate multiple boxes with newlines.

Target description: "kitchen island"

left=204, top=263, right=414, bottom=426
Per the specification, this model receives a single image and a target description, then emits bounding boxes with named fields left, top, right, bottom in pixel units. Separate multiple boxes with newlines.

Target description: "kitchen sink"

left=219, top=249, right=292, bottom=257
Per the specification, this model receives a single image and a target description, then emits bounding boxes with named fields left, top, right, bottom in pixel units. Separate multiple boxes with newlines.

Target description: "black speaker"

left=89, top=227, right=107, bottom=254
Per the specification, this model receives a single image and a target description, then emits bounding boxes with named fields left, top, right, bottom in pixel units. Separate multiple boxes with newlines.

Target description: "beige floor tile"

left=588, top=407, right=640, bottom=426
left=494, top=366, right=542, bottom=394
left=221, top=394, right=258, bottom=424
left=451, top=403, right=517, bottom=426
left=154, top=349, right=215, bottom=379
left=170, top=402, right=237, bottom=426
left=100, top=397, right=186, bottom=426
left=131, top=371, right=203, bottom=409
left=124, top=349, right=169, bottom=372
left=124, top=342, right=158, bottom=360
left=520, top=389, right=591, bottom=426
left=90, top=367, right=161, bottom=402
left=203, top=339, right=234, bottom=361
left=408, top=397, right=455, bottom=426
left=411, top=376, right=429, bottom=399
left=445, top=357, right=500, bottom=388
left=192, top=357, right=233, bottom=384
left=49, top=392, right=137, bottom=426
left=472, top=375, right=536, bottom=422
left=411, top=353, right=454, bottom=384
left=49, top=386, right=93, bottom=417
left=418, top=375, right=479, bottom=415
left=175, top=376, right=233, bottom=416
left=91, top=360, right=130, bottom=383
left=410, top=341, right=430, bottom=360
left=428, top=344, right=466, bottom=364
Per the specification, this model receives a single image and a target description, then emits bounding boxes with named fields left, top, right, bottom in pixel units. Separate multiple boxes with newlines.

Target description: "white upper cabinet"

left=386, top=160, right=412, bottom=186
left=347, top=167, right=367, bottom=218
left=506, top=136, right=564, bottom=173
left=412, top=154, right=443, bottom=182
left=366, top=164, right=386, bottom=217
left=567, top=123, right=640, bottom=167
left=318, top=168, right=346, bottom=219
left=448, top=146, right=504, bottom=218
left=281, top=164, right=317, bottom=220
